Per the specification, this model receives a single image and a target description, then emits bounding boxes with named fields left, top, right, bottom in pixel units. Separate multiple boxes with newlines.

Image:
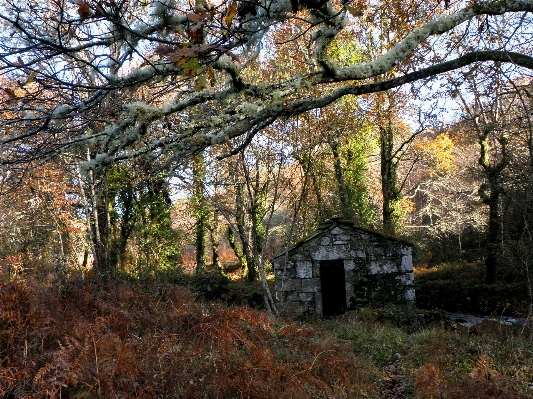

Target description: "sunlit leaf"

left=225, top=2, right=238, bottom=28
left=182, top=58, right=201, bottom=77
left=23, top=71, right=38, bottom=86
left=195, top=74, right=208, bottom=91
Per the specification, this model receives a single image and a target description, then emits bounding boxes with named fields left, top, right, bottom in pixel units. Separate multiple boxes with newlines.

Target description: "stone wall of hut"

left=273, top=222, right=415, bottom=318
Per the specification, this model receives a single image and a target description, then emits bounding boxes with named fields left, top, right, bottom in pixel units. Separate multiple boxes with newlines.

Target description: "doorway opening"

left=320, top=259, right=347, bottom=316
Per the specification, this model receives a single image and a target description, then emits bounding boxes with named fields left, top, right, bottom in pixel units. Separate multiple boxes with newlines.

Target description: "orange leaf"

left=78, top=2, right=90, bottom=20
left=225, top=2, right=237, bottom=27
left=186, top=27, right=204, bottom=44
left=187, top=13, right=205, bottom=22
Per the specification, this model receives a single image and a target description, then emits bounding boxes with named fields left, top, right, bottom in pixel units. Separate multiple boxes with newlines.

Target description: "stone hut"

left=273, top=219, right=415, bottom=318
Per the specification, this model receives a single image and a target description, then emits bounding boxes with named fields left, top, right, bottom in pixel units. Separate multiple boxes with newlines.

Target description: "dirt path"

left=381, top=360, right=411, bottom=399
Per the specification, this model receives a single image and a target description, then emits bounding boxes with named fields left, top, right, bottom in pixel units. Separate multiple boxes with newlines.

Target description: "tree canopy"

left=1, top=0, right=533, bottom=174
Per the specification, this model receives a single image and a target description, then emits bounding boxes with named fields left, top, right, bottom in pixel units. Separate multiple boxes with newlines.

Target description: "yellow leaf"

left=23, top=71, right=38, bottom=86
left=175, top=56, right=191, bottom=66
left=225, top=2, right=237, bottom=28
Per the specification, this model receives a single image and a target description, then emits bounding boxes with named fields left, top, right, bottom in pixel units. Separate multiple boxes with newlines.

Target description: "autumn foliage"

left=0, top=280, right=376, bottom=398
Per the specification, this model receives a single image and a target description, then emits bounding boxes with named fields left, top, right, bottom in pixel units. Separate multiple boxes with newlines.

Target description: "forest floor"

left=0, top=273, right=532, bottom=398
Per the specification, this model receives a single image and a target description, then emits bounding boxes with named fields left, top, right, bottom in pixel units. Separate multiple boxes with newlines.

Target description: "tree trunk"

left=380, top=123, right=401, bottom=234
left=484, top=189, right=501, bottom=284
left=235, top=183, right=257, bottom=281
left=192, top=153, right=210, bottom=274
left=329, top=141, right=353, bottom=220
left=478, top=130, right=508, bottom=284
left=227, top=226, right=247, bottom=271
left=209, top=210, right=223, bottom=274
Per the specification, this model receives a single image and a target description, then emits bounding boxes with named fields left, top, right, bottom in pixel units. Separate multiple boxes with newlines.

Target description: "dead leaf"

left=78, top=2, right=90, bottom=20
left=186, top=26, right=204, bottom=44
left=207, top=66, right=216, bottom=87
left=187, top=13, right=205, bottom=22
left=155, top=44, right=176, bottom=56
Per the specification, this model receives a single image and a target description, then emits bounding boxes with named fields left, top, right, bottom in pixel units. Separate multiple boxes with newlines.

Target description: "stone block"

left=404, top=288, right=416, bottom=301
left=274, top=279, right=282, bottom=292
left=400, top=255, right=413, bottom=272
left=369, top=260, right=398, bottom=274
left=295, top=261, right=313, bottom=278
left=353, top=250, right=366, bottom=258
left=286, top=291, right=299, bottom=301
left=333, top=240, right=349, bottom=244
left=319, top=236, right=331, bottom=245
left=331, top=227, right=345, bottom=234
left=314, top=292, right=323, bottom=315
left=344, top=259, right=355, bottom=270
left=280, top=279, right=301, bottom=292
left=302, top=278, right=320, bottom=292
left=283, top=301, right=304, bottom=316
left=273, top=261, right=284, bottom=270
left=299, top=292, right=314, bottom=302
left=345, top=282, right=354, bottom=299
left=400, top=246, right=412, bottom=256
left=396, top=273, right=414, bottom=285
left=313, top=261, right=320, bottom=277
left=313, top=245, right=349, bottom=260
left=275, top=268, right=296, bottom=280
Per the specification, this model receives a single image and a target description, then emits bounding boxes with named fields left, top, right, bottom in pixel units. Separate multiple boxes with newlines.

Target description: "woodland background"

left=1, top=0, right=533, bottom=397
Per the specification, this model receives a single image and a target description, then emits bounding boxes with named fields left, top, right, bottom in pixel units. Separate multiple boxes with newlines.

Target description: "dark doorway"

left=320, top=260, right=347, bottom=316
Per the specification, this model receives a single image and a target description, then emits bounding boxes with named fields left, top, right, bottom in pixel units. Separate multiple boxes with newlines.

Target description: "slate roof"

left=272, top=218, right=413, bottom=259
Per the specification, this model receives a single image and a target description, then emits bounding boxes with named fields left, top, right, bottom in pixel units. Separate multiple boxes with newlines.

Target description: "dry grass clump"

left=408, top=324, right=533, bottom=399
left=0, top=280, right=377, bottom=398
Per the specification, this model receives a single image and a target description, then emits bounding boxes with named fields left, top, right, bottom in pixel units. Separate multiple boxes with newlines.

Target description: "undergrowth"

left=1, top=278, right=532, bottom=398
left=0, top=280, right=377, bottom=398
left=415, top=262, right=531, bottom=316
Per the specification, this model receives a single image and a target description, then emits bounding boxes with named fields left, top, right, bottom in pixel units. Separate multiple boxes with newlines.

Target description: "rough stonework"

left=273, top=219, right=416, bottom=320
